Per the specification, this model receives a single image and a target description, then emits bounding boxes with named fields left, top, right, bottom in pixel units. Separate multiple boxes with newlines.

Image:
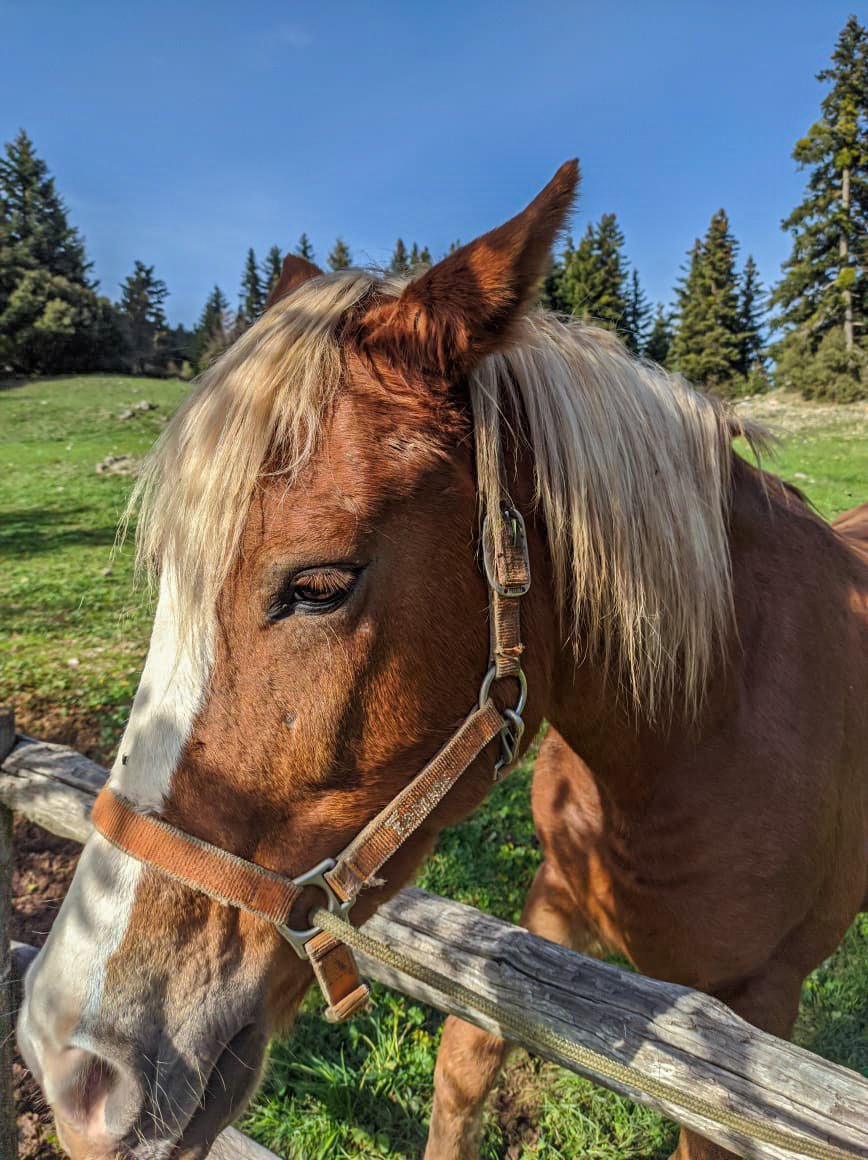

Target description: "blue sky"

left=0, top=0, right=852, bottom=326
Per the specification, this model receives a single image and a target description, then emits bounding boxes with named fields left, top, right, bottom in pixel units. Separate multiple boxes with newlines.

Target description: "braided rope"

left=313, top=909, right=861, bottom=1160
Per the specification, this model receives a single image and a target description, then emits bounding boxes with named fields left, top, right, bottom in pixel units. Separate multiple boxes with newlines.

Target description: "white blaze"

left=21, top=574, right=214, bottom=1053
left=110, top=574, right=214, bottom=808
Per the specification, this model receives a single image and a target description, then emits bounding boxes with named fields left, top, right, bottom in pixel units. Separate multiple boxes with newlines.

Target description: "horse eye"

left=267, top=566, right=361, bottom=622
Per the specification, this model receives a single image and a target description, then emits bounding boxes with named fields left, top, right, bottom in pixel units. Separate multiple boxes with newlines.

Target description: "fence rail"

left=1, top=709, right=866, bottom=1160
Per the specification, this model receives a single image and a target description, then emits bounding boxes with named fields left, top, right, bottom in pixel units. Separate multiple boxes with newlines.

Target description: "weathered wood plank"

left=209, top=1126, right=282, bottom=1160
left=1, top=707, right=19, bottom=1160
left=0, top=772, right=94, bottom=846
left=361, top=890, right=868, bottom=1159
left=3, top=736, right=107, bottom=794
left=0, top=741, right=98, bottom=845
left=3, top=736, right=867, bottom=1158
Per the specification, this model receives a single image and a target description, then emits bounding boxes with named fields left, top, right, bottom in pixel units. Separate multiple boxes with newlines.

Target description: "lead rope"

left=312, top=908, right=861, bottom=1160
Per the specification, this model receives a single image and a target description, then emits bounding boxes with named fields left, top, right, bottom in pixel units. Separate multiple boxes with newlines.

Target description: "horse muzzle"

left=18, top=995, right=268, bottom=1160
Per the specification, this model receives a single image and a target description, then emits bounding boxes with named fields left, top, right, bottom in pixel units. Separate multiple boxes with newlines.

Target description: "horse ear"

left=353, top=160, right=579, bottom=382
left=266, top=254, right=323, bottom=308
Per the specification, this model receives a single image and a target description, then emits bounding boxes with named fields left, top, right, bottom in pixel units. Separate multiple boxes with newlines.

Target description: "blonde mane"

left=471, top=317, right=749, bottom=718
left=131, top=269, right=751, bottom=718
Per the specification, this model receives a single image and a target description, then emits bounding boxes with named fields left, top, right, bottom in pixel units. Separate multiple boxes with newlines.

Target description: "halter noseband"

left=92, top=505, right=531, bottom=1021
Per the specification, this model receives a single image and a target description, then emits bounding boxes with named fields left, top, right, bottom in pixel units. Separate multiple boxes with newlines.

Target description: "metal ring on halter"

left=479, top=667, right=528, bottom=779
left=478, top=665, right=528, bottom=716
left=494, top=708, right=526, bottom=779
left=277, top=858, right=356, bottom=959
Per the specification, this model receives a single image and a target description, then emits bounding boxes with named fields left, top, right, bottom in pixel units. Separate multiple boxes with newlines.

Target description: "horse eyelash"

left=266, top=565, right=361, bottom=621
left=295, top=567, right=357, bottom=594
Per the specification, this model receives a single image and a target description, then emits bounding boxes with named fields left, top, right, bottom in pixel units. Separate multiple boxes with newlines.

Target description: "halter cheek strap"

left=92, top=504, right=531, bottom=1022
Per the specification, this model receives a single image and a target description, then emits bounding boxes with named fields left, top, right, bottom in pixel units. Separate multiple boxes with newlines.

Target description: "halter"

left=92, top=505, right=531, bottom=1022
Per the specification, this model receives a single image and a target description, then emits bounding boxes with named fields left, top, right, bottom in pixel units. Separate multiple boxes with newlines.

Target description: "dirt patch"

left=10, top=818, right=79, bottom=1158
left=492, top=1054, right=545, bottom=1158
left=10, top=818, right=79, bottom=946
left=12, top=699, right=116, bottom=766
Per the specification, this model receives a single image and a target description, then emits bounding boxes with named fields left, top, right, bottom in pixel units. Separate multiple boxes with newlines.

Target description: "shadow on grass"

left=0, top=505, right=118, bottom=558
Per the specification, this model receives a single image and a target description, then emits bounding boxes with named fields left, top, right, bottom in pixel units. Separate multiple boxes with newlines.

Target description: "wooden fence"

left=1, top=708, right=866, bottom=1160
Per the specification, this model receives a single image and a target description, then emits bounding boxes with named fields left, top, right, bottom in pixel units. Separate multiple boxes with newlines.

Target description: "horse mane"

left=130, top=268, right=762, bottom=720
left=471, top=318, right=765, bottom=718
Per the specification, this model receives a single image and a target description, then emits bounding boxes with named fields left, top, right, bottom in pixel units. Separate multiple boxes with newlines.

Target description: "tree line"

left=1, top=15, right=864, bottom=399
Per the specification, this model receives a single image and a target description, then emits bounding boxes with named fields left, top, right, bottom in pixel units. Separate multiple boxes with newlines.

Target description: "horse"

left=18, top=161, right=868, bottom=1160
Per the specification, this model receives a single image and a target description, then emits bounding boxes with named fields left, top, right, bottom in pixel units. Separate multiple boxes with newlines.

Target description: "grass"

left=0, top=375, right=185, bottom=750
left=734, top=389, right=868, bottom=518
left=2, top=376, right=866, bottom=1158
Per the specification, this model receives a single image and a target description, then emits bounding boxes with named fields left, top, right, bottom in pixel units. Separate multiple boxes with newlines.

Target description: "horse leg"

left=423, top=859, right=592, bottom=1160
left=668, top=959, right=804, bottom=1160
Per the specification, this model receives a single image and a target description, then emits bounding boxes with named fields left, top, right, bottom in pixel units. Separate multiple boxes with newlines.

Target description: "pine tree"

left=118, top=261, right=169, bottom=374
left=0, top=269, right=123, bottom=374
left=669, top=239, right=703, bottom=366
left=390, top=238, right=409, bottom=275
left=771, top=16, right=867, bottom=399
left=262, top=245, right=283, bottom=297
left=0, top=130, right=123, bottom=372
left=328, top=237, right=352, bottom=270
left=405, top=242, right=433, bottom=270
left=561, top=227, right=595, bottom=316
left=119, top=261, right=167, bottom=329
left=738, top=255, right=766, bottom=377
left=238, top=248, right=264, bottom=325
left=162, top=322, right=195, bottom=376
left=540, top=236, right=572, bottom=313
left=295, top=233, right=315, bottom=262
left=624, top=268, right=651, bottom=354
left=670, top=211, right=744, bottom=391
left=0, top=129, right=90, bottom=310
left=645, top=304, right=674, bottom=366
left=594, top=215, right=630, bottom=331
left=193, top=285, right=231, bottom=371
left=561, top=214, right=629, bottom=332
left=198, top=285, right=229, bottom=340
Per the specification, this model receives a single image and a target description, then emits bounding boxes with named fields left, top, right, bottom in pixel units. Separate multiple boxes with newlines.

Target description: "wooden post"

left=0, top=707, right=18, bottom=1160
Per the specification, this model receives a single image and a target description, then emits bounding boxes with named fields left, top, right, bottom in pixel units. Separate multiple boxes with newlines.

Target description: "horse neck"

left=531, top=442, right=846, bottom=812
left=525, top=446, right=766, bottom=808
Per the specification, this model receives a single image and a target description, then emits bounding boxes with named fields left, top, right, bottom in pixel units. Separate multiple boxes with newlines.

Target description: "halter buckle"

left=277, top=858, right=356, bottom=959
left=482, top=506, right=531, bottom=597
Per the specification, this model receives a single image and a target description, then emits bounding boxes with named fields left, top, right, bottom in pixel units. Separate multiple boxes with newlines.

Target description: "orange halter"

left=92, top=505, right=530, bottom=1021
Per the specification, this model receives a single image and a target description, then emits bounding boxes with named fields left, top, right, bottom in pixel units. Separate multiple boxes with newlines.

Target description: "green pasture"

left=1, top=375, right=866, bottom=1159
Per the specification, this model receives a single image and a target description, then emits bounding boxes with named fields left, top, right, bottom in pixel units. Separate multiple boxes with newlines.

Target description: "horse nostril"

left=53, top=1048, right=113, bottom=1123
left=46, top=1046, right=140, bottom=1148
left=73, top=1054, right=117, bottom=1123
